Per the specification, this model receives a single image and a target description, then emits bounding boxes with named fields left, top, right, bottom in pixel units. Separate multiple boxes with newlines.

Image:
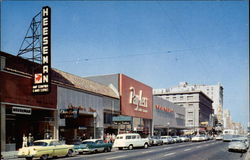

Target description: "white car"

left=113, top=133, right=149, bottom=150
left=228, top=140, right=248, bottom=153
left=191, top=135, right=205, bottom=142
left=161, top=136, right=171, bottom=144
left=215, top=135, right=223, bottom=140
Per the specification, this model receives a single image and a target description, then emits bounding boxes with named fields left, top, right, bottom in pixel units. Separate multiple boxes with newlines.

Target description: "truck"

left=113, top=133, right=149, bottom=150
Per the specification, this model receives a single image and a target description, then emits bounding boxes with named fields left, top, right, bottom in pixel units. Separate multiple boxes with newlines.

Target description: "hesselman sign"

left=32, top=6, right=51, bottom=94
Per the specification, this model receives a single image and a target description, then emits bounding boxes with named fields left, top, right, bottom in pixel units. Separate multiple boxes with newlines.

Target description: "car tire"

left=40, top=154, right=48, bottom=160
left=67, top=149, right=73, bottom=157
left=128, top=145, right=133, bottom=150
left=144, top=143, right=149, bottom=149
left=107, top=147, right=112, bottom=152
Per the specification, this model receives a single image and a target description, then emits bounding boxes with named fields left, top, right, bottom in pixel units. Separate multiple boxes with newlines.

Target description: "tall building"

left=223, top=109, right=232, bottom=129
left=153, top=90, right=213, bottom=130
left=154, top=82, right=223, bottom=125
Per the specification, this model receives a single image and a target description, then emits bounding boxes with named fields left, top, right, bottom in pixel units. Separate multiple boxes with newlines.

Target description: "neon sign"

left=32, top=6, right=51, bottom=94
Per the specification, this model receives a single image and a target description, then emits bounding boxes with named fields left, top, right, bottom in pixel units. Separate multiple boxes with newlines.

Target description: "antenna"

left=17, top=11, right=42, bottom=63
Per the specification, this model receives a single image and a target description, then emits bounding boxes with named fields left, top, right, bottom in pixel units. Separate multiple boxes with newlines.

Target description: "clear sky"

left=1, top=1, right=249, bottom=128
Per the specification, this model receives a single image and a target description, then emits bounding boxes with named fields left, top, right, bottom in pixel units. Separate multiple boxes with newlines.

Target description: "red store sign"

left=119, top=74, right=153, bottom=119
left=155, top=105, right=174, bottom=113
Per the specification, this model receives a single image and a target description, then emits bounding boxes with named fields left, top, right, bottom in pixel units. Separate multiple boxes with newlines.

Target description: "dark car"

left=74, top=139, right=112, bottom=154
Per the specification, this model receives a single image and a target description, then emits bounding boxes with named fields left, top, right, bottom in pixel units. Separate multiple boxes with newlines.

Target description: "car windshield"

left=82, top=141, right=94, bottom=144
left=33, top=142, right=48, bottom=146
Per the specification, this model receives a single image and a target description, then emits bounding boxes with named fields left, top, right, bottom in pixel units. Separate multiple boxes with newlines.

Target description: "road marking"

left=106, top=155, right=127, bottom=159
left=142, top=150, right=154, bottom=153
left=164, top=152, right=176, bottom=157
left=184, top=148, right=192, bottom=151
left=164, top=146, right=174, bottom=149
left=196, top=146, right=201, bottom=149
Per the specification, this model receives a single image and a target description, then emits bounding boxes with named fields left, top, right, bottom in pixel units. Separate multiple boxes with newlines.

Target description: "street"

left=59, top=140, right=247, bottom=160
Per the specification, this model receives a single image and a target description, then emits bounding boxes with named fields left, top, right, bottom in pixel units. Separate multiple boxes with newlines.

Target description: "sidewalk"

left=245, top=148, right=250, bottom=160
left=1, top=151, right=20, bottom=160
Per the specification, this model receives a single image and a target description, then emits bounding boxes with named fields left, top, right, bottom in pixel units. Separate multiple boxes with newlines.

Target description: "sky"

left=1, top=1, right=249, bottom=128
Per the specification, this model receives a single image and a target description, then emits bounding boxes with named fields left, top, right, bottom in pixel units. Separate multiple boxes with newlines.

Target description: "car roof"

left=83, top=139, right=102, bottom=142
left=34, top=139, right=59, bottom=143
left=117, top=133, right=139, bottom=136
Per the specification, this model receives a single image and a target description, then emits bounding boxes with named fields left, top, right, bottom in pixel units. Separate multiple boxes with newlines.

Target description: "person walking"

left=22, top=134, right=28, bottom=148
left=28, top=133, right=34, bottom=146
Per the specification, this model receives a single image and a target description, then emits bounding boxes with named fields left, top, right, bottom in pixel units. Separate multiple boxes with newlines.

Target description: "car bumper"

left=17, top=155, right=34, bottom=158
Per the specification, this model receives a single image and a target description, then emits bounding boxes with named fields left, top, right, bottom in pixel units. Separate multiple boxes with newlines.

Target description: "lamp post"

left=93, top=112, right=97, bottom=139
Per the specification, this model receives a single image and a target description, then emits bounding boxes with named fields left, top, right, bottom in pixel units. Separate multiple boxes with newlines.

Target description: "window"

left=187, top=96, right=193, bottom=100
left=180, top=96, right=183, bottom=100
left=116, top=136, right=123, bottom=139
left=126, top=136, right=132, bottom=139
left=188, top=103, right=193, bottom=107
left=173, top=97, right=176, bottom=101
left=132, top=135, right=136, bottom=139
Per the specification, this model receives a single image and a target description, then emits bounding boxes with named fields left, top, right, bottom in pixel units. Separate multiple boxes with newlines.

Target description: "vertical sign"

left=32, top=6, right=51, bottom=94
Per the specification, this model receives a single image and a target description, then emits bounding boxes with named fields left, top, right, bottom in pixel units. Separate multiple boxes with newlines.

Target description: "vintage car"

left=191, top=135, right=205, bottom=142
left=228, top=139, right=248, bottom=153
left=149, top=136, right=163, bottom=146
left=17, top=139, right=75, bottom=160
left=113, top=133, right=149, bottom=150
left=74, top=139, right=112, bottom=154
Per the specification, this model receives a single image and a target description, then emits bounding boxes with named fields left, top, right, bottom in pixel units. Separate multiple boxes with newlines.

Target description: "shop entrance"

left=59, top=114, right=94, bottom=144
left=6, top=106, right=54, bottom=150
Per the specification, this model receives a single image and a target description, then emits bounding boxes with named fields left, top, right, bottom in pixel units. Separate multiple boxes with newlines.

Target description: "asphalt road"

left=62, top=140, right=247, bottom=160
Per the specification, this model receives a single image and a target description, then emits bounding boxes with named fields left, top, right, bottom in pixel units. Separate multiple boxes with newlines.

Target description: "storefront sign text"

left=33, top=6, right=51, bottom=94
left=155, top=105, right=174, bottom=113
left=129, top=87, right=148, bottom=113
left=12, top=106, right=32, bottom=115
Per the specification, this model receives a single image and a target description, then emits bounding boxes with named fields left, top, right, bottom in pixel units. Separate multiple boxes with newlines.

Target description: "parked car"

left=172, top=136, right=182, bottom=143
left=215, top=135, right=223, bottom=140
left=201, top=135, right=209, bottom=141
left=179, top=136, right=190, bottom=142
left=17, top=139, right=75, bottom=160
left=191, top=135, right=205, bottom=142
left=161, top=136, right=174, bottom=144
left=74, top=139, right=112, bottom=154
left=113, top=133, right=149, bottom=150
left=223, top=134, right=234, bottom=142
left=228, top=138, right=248, bottom=153
left=149, top=136, right=163, bottom=146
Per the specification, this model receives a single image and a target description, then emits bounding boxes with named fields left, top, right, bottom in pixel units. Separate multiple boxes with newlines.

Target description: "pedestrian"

left=111, top=134, right=116, bottom=143
left=81, top=133, right=86, bottom=140
left=22, top=134, right=28, bottom=148
left=28, top=133, right=34, bottom=146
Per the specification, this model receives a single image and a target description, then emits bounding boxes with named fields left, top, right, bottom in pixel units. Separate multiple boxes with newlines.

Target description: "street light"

left=93, top=112, right=97, bottom=139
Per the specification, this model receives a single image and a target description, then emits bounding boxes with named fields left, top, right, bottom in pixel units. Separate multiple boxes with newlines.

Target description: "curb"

left=245, top=149, right=250, bottom=160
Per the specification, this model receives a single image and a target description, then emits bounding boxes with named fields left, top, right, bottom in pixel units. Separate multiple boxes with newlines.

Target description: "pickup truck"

left=74, top=139, right=112, bottom=154
left=113, top=133, right=149, bottom=150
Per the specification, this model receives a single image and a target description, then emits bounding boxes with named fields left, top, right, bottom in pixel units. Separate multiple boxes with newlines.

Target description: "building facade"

left=154, top=82, right=223, bottom=125
left=86, top=74, right=153, bottom=136
left=0, top=52, right=57, bottom=151
left=153, top=96, right=185, bottom=136
left=0, top=52, right=120, bottom=151
left=154, top=90, right=213, bottom=132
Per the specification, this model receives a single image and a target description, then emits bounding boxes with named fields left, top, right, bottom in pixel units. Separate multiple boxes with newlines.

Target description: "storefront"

left=55, top=70, right=119, bottom=143
left=86, top=74, right=153, bottom=137
left=153, top=96, right=186, bottom=136
left=0, top=52, right=57, bottom=151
